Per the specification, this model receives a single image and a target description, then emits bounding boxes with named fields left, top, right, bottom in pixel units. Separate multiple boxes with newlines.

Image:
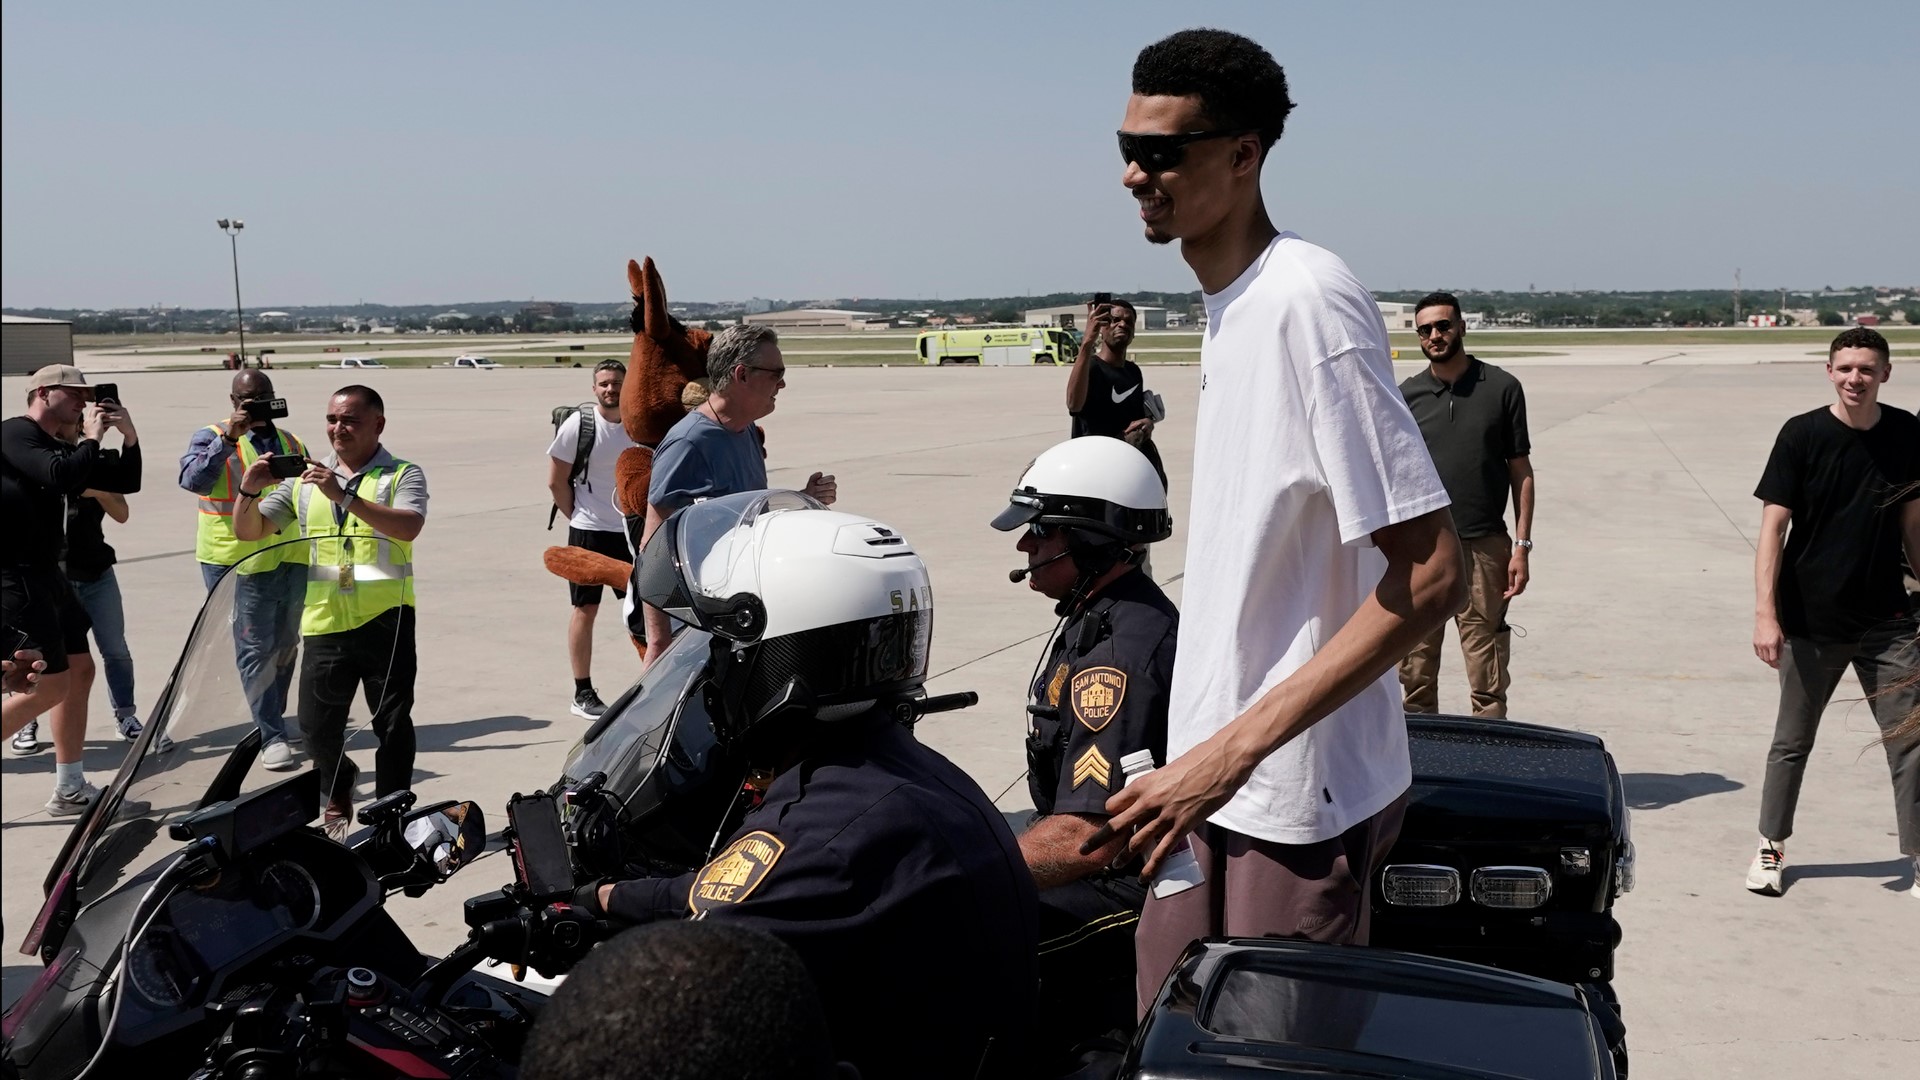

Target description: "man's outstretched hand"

left=1080, top=733, right=1252, bottom=878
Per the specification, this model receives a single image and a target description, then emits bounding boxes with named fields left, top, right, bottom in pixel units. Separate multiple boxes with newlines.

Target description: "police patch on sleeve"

left=1072, top=744, right=1112, bottom=790
left=1070, top=667, right=1127, bottom=732
left=688, top=830, right=786, bottom=915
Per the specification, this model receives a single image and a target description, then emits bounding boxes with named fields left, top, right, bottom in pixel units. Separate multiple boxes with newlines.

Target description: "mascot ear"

left=640, top=257, right=671, bottom=343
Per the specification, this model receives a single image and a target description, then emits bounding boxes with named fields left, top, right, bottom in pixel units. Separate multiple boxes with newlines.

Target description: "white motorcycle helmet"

left=635, top=490, right=933, bottom=741
left=991, top=436, right=1172, bottom=546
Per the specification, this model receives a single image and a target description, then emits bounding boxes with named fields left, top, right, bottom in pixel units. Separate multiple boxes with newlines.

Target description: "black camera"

left=267, top=454, right=307, bottom=480
left=243, top=397, right=289, bottom=421
left=1092, top=291, right=1112, bottom=307
left=92, top=383, right=120, bottom=406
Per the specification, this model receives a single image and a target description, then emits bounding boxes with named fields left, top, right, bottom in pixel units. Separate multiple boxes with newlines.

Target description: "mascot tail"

left=544, top=546, right=631, bottom=591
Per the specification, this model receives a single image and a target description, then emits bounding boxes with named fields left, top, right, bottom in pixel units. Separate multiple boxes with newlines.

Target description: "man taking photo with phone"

left=233, top=385, right=428, bottom=835
left=1066, top=296, right=1167, bottom=490
left=179, top=370, right=311, bottom=771
left=3, top=366, right=142, bottom=815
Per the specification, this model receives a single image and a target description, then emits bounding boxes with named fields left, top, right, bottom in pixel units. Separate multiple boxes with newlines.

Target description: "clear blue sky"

left=3, top=1, right=1914, bottom=309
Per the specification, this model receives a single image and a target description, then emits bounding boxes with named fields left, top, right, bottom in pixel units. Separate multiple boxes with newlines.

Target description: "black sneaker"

left=571, top=688, right=608, bottom=720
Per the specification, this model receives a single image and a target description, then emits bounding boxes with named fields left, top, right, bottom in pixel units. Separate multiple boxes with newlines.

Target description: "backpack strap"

left=548, top=403, right=601, bottom=531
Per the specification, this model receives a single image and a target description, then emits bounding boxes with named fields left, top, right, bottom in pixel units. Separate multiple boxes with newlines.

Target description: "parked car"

left=317, top=356, right=387, bottom=369
left=438, top=355, right=500, bottom=369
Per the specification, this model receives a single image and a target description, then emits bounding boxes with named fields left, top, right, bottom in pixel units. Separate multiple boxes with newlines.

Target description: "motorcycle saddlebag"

left=1370, top=714, right=1631, bottom=986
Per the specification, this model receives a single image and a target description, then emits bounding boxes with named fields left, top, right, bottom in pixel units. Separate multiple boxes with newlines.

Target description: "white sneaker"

left=260, top=739, right=299, bottom=772
left=1745, top=841, right=1785, bottom=896
left=1909, top=855, right=1918, bottom=900
left=10, top=721, right=42, bottom=755
left=46, top=781, right=100, bottom=817
left=116, top=714, right=144, bottom=741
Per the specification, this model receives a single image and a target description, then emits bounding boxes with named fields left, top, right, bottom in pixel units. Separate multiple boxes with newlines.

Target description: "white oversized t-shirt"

left=1171, top=232, right=1450, bottom=845
left=547, top=407, right=639, bottom=534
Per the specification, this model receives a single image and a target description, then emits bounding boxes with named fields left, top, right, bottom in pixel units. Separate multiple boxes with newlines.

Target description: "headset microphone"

left=1009, top=547, right=1075, bottom=583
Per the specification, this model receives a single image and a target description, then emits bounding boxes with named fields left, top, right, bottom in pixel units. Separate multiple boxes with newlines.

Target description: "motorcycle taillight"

left=0, top=945, right=80, bottom=1040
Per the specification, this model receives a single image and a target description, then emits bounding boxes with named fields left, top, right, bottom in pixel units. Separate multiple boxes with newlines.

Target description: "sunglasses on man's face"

left=743, top=364, right=786, bottom=380
left=1116, top=129, right=1252, bottom=173
left=1026, top=522, right=1059, bottom=540
left=1416, top=319, right=1456, bottom=338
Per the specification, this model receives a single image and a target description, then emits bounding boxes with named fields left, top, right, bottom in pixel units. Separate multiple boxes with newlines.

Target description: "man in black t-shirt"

left=1066, top=298, right=1167, bottom=488
left=2, top=365, right=142, bottom=816
left=1745, top=327, right=1919, bottom=898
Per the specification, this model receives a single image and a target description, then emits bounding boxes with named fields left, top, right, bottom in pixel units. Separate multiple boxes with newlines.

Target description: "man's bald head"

left=231, top=371, right=274, bottom=400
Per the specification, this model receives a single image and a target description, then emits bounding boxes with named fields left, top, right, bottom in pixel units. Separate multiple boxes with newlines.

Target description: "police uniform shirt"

left=604, top=715, right=1039, bottom=1078
left=1027, top=569, right=1178, bottom=818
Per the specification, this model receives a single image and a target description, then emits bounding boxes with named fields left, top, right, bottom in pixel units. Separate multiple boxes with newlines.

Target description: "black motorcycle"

left=2, top=542, right=546, bottom=1080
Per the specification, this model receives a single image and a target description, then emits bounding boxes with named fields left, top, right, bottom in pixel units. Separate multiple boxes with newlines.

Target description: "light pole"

left=216, top=218, right=246, bottom=366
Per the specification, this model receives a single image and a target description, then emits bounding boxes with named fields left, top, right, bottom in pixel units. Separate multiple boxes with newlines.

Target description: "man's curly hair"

left=1132, top=28, right=1296, bottom=158
left=1828, top=325, right=1890, bottom=364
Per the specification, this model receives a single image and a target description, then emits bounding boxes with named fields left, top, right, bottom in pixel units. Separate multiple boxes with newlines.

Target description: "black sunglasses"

left=743, top=363, right=786, bottom=379
left=1117, top=129, right=1253, bottom=172
left=1415, top=319, right=1456, bottom=338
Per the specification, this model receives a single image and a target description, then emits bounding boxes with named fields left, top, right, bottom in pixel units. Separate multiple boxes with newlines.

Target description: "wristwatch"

left=1515, top=539, right=1534, bottom=551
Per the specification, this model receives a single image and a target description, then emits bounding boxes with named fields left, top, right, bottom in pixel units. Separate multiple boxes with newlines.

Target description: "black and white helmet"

left=990, top=436, right=1172, bottom=546
left=635, top=490, right=933, bottom=743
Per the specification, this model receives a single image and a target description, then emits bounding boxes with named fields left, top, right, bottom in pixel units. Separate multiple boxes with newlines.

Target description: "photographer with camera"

left=1066, top=295, right=1167, bottom=490
left=3, top=366, right=141, bottom=815
left=179, top=370, right=312, bottom=770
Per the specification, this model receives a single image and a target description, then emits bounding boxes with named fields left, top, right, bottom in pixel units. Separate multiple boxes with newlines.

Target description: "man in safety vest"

left=178, top=370, right=310, bottom=771
left=233, top=385, right=428, bottom=832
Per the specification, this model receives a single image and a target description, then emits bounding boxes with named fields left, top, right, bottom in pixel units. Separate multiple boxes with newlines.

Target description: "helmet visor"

left=635, top=489, right=825, bottom=639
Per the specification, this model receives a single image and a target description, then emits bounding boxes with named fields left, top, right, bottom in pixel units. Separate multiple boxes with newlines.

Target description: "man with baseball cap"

left=3, top=366, right=143, bottom=815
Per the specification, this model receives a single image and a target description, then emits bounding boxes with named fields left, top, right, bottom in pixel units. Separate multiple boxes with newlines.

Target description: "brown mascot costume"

left=543, top=257, right=717, bottom=654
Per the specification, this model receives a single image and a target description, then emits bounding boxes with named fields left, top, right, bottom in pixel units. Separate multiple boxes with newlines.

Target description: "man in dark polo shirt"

left=1396, top=291, right=1534, bottom=717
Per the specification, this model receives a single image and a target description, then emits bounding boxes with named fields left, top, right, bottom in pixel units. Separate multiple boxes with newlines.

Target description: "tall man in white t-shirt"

left=548, top=359, right=639, bottom=718
left=1086, top=29, right=1468, bottom=1014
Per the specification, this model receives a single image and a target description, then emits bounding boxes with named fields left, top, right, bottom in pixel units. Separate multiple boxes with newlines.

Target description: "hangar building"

left=742, top=308, right=880, bottom=330
left=2, top=314, right=74, bottom=376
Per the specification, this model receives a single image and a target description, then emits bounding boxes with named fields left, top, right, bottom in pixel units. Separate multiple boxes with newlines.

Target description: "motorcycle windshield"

left=29, top=537, right=408, bottom=940
left=632, top=489, right=823, bottom=637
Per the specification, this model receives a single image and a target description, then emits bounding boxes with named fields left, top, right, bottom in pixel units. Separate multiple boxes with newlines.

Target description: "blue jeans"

left=202, top=561, right=306, bottom=744
left=70, top=568, right=136, bottom=718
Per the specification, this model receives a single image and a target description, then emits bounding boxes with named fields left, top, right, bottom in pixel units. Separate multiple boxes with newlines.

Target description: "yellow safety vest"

left=294, top=459, right=417, bottom=636
left=195, top=424, right=308, bottom=571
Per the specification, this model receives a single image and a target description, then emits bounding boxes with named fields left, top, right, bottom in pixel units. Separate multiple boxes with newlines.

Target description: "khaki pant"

left=1399, top=532, right=1512, bottom=718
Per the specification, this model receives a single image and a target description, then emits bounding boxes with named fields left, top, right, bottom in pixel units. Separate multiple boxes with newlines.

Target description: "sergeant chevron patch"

left=1072, top=745, right=1112, bottom=790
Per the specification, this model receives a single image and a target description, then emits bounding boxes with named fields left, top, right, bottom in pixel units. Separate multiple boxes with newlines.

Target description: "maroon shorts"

left=1133, top=791, right=1408, bottom=1018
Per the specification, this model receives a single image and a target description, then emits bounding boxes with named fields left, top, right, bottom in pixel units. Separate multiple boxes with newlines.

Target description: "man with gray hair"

left=637, top=324, right=837, bottom=666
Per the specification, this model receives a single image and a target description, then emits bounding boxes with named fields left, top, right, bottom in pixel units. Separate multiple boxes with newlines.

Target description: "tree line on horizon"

left=8, top=285, right=1912, bottom=335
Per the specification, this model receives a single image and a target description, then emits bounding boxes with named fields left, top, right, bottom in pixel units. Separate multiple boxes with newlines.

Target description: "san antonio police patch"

left=688, top=830, right=786, bottom=915
left=1070, top=667, right=1127, bottom=732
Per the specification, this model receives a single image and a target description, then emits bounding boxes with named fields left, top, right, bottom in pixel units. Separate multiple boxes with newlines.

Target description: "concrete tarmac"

left=3, top=354, right=1915, bottom=1077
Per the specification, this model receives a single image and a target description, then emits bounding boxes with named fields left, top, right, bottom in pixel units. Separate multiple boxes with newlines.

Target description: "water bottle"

left=1119, top=749, right=1206, bottom=899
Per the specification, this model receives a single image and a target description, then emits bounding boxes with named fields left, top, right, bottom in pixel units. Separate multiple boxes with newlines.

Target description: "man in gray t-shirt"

left=637, top=325, right=838, bottom=666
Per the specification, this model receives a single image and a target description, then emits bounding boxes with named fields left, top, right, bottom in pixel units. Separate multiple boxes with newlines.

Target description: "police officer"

left=990, top=436, right=1177, bottom=1053
left=577, top=491, right=1038, bottom=1080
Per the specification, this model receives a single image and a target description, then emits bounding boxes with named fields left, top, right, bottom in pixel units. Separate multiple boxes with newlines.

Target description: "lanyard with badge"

left=332, top=471, right=370, bottom=592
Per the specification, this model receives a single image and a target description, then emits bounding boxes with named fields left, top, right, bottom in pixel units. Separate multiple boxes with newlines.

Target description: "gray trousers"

left=1758, top=623, right=1920, bottom=855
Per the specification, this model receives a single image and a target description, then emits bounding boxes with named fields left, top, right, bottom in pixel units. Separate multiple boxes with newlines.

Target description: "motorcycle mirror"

left=375, top=800, right=489, bottom=897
